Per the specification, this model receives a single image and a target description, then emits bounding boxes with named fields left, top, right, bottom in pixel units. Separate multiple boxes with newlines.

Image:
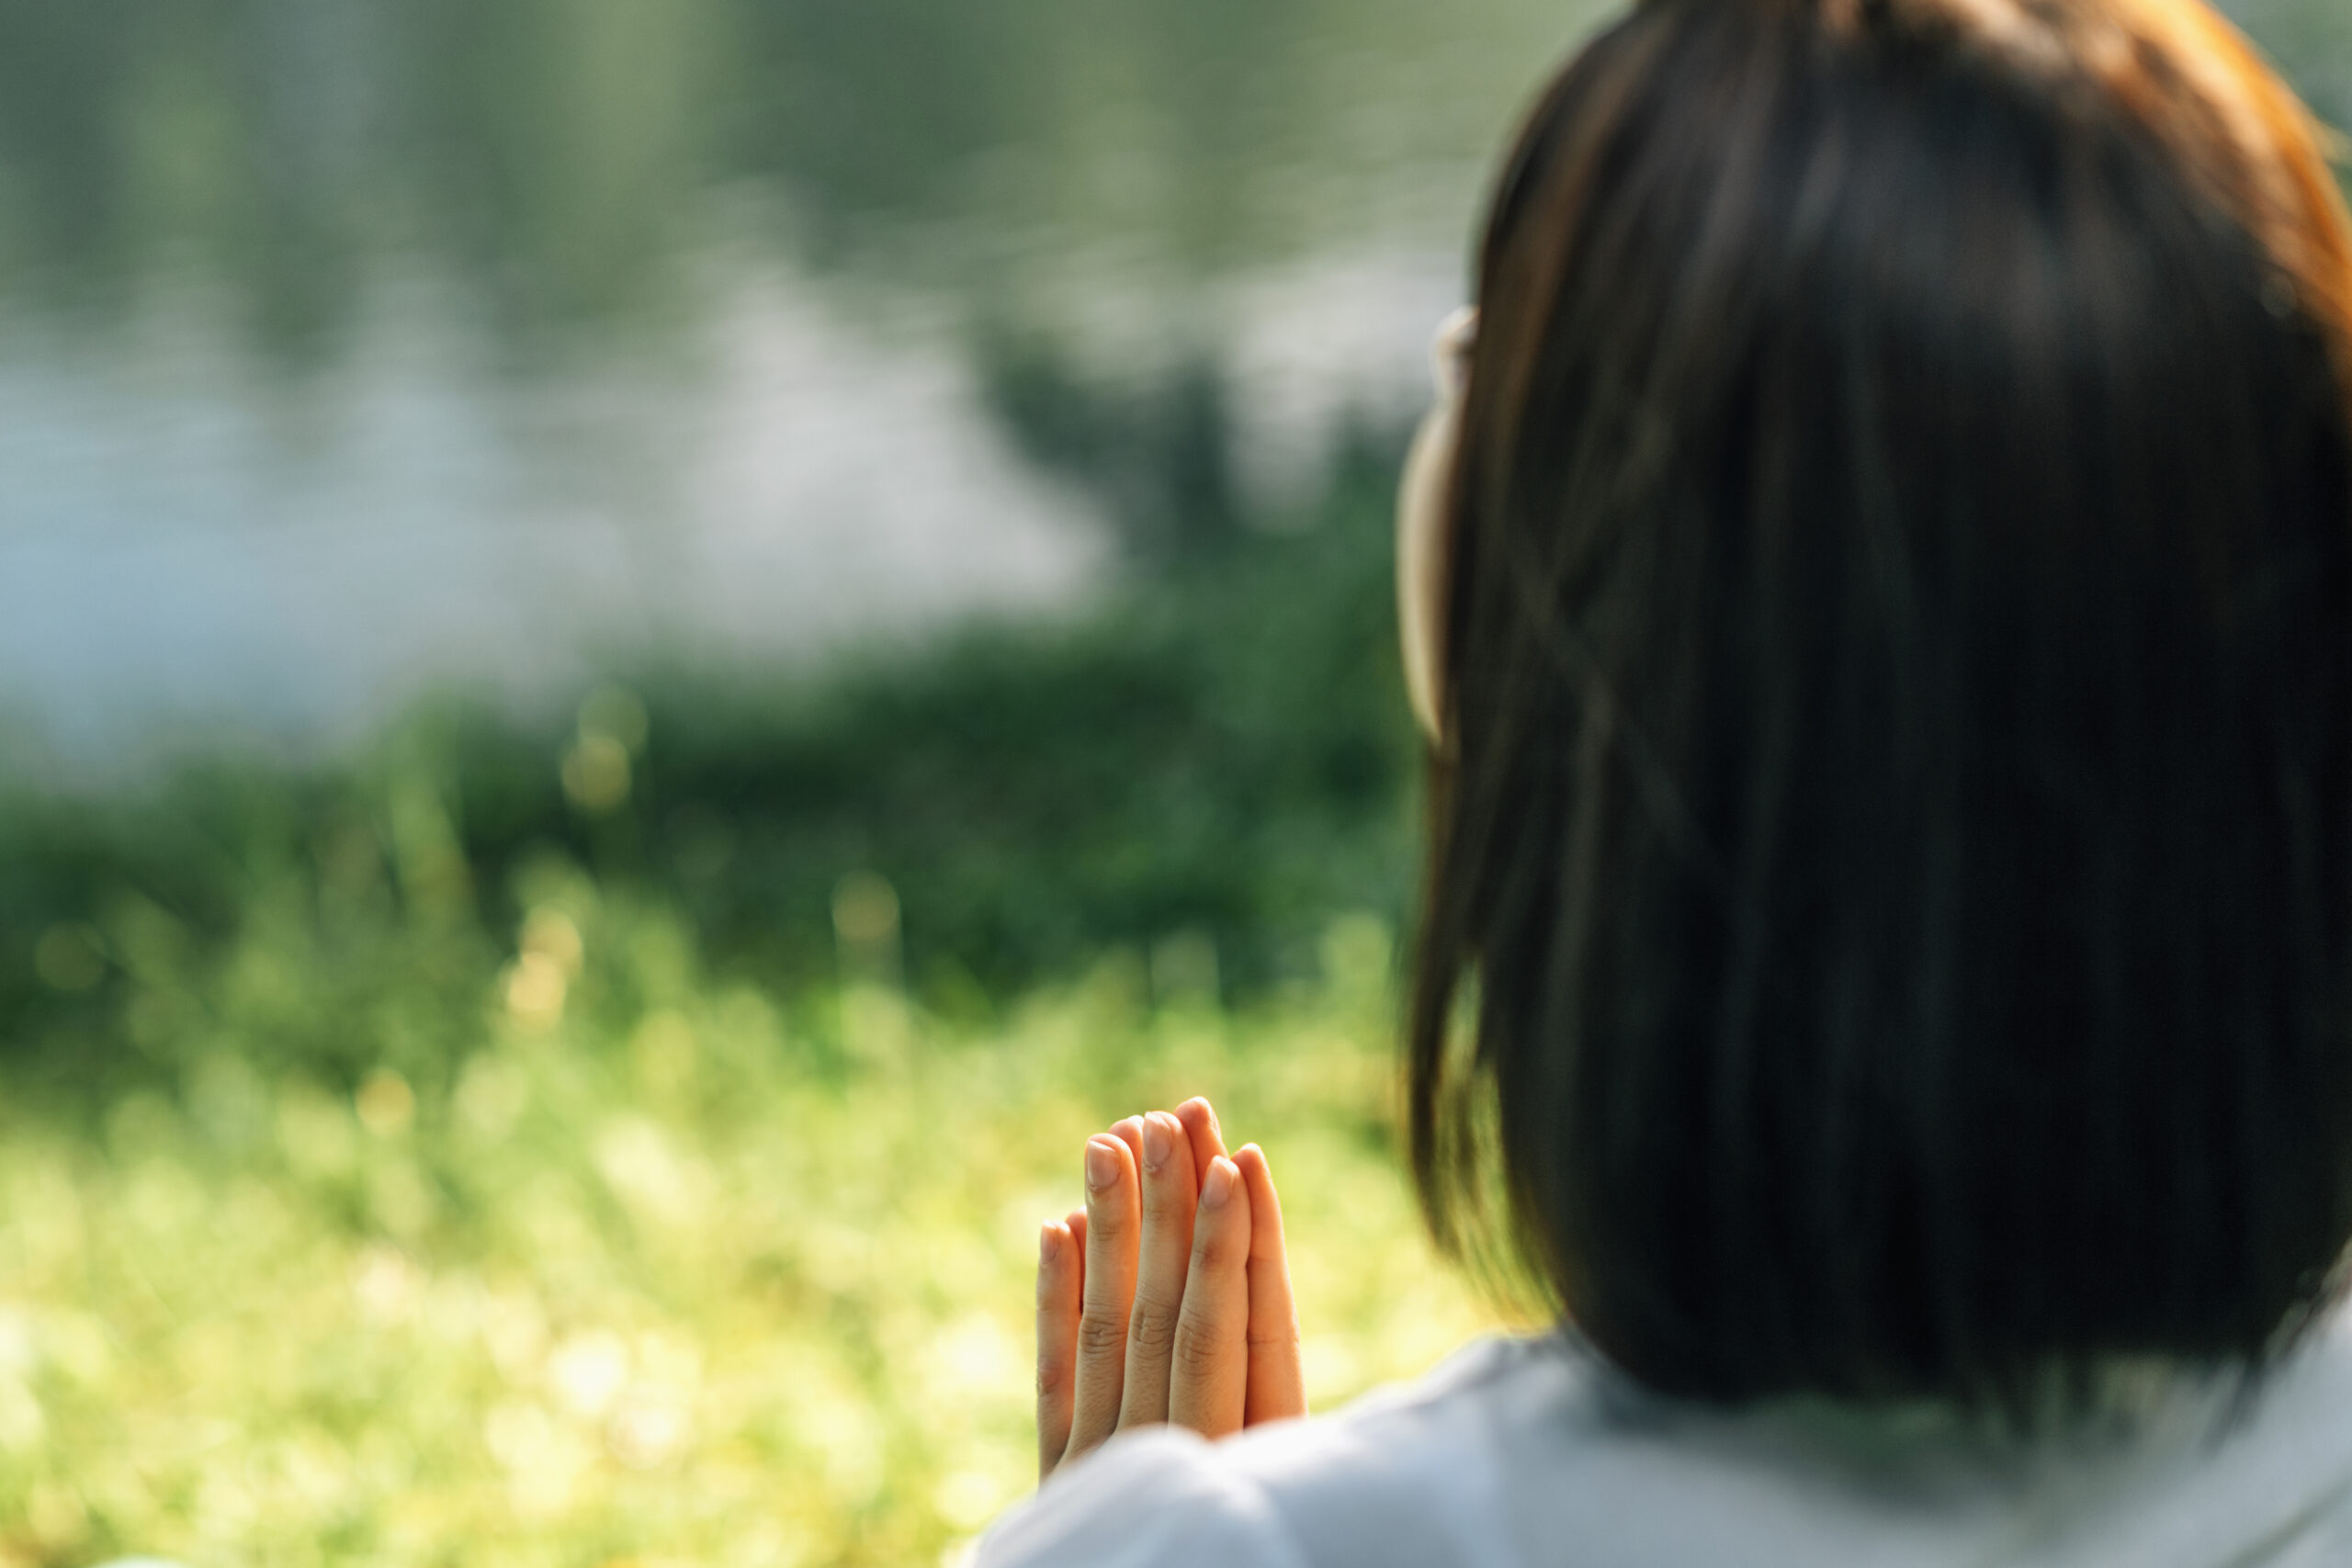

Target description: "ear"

left=1396, top=308, right=1476, bottom=748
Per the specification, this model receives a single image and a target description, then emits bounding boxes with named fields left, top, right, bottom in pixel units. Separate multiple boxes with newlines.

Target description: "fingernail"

left=1040, top=1223, right=1060, bottom=1265
left=1142, top=1113, right=1175, bottom=1171
left=1201, top=1158, right=1236, bottom=1210
left=1085, top=1138, right=1121, bottom=1192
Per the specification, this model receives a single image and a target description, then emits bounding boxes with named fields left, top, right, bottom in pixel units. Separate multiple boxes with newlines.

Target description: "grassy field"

left=0, top=872, right=1493, bottom=1568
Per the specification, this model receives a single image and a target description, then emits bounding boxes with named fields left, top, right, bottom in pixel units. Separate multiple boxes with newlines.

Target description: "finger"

left=1170, top=1156, right=1252, bottom=1437
left=1107, top=1115, right=1146, bottom=1180
left=1118, top=1111, right=1199, bottom=1427
left=1236, top=1144, right=1307, bottom=1423
left=1035, top=1218, right=1082, bottom=1478
left=1175, top=1097, right=1227, bottom=1192
left=1066, top=1135, right=1139, bottom=1462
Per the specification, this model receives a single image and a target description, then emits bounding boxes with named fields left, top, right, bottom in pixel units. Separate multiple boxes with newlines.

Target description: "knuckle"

left=1126, top=1298, right=1182, bottom=1357
left=1191, top=1224, right=1242, bottom=1269
left=1171, top=1315, right=1226, bottom=1383
left=1246, top=1319, right=1302, bottom=1351
left=1076, top=1311, right=1128, bottom=1362
left=1035, top=1359, right=1070, bottom=1399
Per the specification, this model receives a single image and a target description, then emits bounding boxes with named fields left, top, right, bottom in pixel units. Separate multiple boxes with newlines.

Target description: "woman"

left=983, top=0, right=2352, bottom=1560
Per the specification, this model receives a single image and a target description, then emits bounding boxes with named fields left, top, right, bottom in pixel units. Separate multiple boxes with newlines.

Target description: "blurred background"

left=0, top=2, right=2343, bottom=1564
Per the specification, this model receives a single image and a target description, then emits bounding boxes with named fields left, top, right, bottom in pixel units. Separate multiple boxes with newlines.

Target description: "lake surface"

left=0, top=0, right=2343, bottom=768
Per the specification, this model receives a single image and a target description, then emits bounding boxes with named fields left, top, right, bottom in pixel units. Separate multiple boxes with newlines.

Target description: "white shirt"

left=977, top=1323, right=2352, bottom=1568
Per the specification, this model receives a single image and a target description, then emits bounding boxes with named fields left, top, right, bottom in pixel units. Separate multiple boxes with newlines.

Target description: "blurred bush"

left=0, top=431, right=1421, bottom=1096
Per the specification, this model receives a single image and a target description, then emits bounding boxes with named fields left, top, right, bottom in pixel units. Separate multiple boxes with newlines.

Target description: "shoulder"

left=971, top=1425, right=1310, bottom=1568
left=975, top=1335, right=1585, bottom=1568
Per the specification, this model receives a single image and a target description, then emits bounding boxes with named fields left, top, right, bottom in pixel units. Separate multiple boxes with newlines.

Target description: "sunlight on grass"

left=0, top=881, right=1493, bottom=1567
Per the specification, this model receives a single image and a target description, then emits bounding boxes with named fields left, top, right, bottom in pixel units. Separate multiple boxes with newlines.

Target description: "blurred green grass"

left=0, top=886, right=1489, bottom=1567
left=0, top=442, right=1498, bottom=1564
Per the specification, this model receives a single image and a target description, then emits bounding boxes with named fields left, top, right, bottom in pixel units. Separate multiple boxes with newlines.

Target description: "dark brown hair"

left=1408, top=0, right=2352, bottom=1409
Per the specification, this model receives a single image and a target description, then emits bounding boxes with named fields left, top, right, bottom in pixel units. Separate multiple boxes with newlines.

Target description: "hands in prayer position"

left=1034, top=1097, right=1306, bottom=1481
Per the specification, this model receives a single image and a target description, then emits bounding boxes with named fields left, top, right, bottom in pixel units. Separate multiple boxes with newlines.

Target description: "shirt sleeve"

left=973, top=1427, right=1312, bottom=1568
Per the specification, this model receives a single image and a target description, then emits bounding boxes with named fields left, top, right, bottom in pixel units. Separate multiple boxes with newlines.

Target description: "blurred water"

left=0, top=0, right=2341, bottom=766
left=0, top=265, right=1106, bottom=758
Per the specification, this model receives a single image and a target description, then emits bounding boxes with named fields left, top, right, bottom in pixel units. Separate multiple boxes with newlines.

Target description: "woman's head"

left=1407, top=0, right=2352, bottom=1409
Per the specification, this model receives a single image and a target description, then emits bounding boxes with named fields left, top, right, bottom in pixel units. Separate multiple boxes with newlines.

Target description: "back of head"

left=1409, top=0, right=2352, bottom=1410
